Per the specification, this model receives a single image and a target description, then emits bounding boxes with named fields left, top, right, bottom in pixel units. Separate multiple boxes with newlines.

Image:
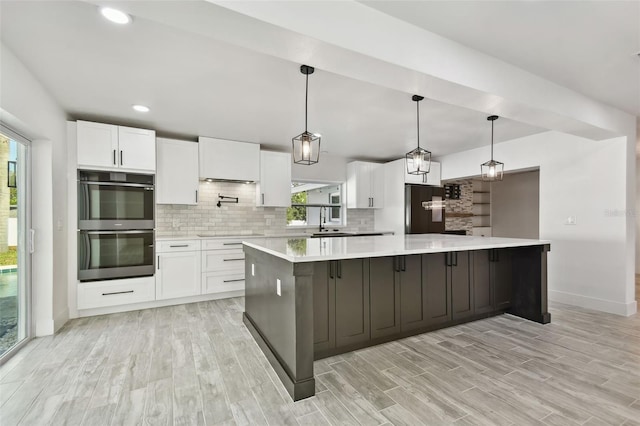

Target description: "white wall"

left=0, top=43, right=68, bottom=335
left=438, top=131, right=636, bottom=316
left=292, top=153, right=347, bottom=182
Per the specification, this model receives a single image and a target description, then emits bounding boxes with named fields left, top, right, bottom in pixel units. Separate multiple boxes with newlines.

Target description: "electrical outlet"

left=276, top=279, right=281, bottom=296
left=251, top=263, right=255, bottom=276
left=565, top=216, right=577, bottom=225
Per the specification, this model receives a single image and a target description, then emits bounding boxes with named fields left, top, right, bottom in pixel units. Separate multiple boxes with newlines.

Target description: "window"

left=287, top=182, right=344, bottom=227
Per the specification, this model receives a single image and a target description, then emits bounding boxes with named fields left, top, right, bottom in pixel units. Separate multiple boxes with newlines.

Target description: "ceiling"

left=363, top=0, right=640, bottom=117
left=3, top=2, right=631, bottom=163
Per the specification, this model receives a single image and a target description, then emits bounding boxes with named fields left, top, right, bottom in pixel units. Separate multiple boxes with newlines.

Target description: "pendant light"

left=481, top=115, right=504, bottom=181
left=292, top=65, right=321, bottom=165
left=405, top=95, right=431, bottom=175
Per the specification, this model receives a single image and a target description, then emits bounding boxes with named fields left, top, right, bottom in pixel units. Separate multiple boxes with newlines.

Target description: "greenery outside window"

left=287, top=182, right=344, bottom=227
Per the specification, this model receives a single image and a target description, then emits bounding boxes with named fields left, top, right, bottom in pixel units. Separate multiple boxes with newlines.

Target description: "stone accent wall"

left=156, top=181, right=375, bottom=237
left=445, top=179, right=473, bottom=235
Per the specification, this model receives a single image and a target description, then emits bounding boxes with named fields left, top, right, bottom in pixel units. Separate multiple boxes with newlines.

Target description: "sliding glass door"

left=0, top=129, right=31, bottom=361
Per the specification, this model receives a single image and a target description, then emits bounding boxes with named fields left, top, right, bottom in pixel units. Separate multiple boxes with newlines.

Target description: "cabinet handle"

left=337, top=260, right=342, bottom=279
left=453, top=252, right=458, bottom=267
left=401, top=256, right=406, bottom=272
left=393, top=256, right=399, bottom=272
left=223, top=242, right=243, bottom=246
left=169, top=244, right=189, bottom=248
left=223, top=278, right=245, bottom=283
left=195, top=190, right=198, bottom=203
left=102, top=290, right=134, bottom=296
left=446, top=252, right=451, bottom=267
left=261, top=193, right=265, bottom=205
left=157, top=255, right=160, bottom=269
left=223, top=258, right=244, bottom=262
left=329, top=261, right=334, bottom=279
left=113, top=150, right=117, bottom=165
left=120, top=150, right=123, bottom=166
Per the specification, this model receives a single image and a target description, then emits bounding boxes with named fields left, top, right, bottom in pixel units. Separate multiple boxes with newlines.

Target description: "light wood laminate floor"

left=1, top=298, right=639, bottom=426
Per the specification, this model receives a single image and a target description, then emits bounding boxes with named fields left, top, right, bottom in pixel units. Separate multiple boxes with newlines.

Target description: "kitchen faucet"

left=319, top=206, right=327, bottom=232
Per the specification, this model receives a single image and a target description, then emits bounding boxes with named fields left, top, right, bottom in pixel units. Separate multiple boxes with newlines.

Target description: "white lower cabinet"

left=201, top=238, right=245, bottom=295
left=78, top=276, right=155, bottom=310
left=156, top=240, right=201, bottom=300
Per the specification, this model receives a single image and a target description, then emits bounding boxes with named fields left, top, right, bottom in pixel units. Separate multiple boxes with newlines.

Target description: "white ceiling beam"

left=92, top=0, right=635, bottom=139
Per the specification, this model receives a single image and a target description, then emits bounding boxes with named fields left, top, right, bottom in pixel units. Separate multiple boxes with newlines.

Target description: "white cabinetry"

left=77, top=276, right=155, bottom=310
left=156, top=138, right=199, bottom=204
left=77, top=120, right=156, bottom=172
left=198, top=136, right=260, bottom=182
left=201, top=238, right=245, bottom=295
left=256, top=150, right=292, bottom=207
left=346, top=161, right=384, bottom=209
left=156, top=240, right=201, bottom=300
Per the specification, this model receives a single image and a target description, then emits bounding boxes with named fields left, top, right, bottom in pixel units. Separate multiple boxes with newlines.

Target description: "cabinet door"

left=335, top=259, right=370, bottom=347
left=257, top=151, right=292, bottom=207
left=118, top=126, right=156, bottom=172
left=313, top=262, right=335, bottom=353
left=493, top=249, right=513, bottom=311
left=369, top=257, right=400, bottom=339
left=473, top=250, right=493, bottom=314
left=77, top=121, right=119, bottom=169
left=451, top=252, right=473, bottom=320
left=423, top=253, right=451, bottom=325
left=399, top=255, right=427, bottom=332
left=156, top=251, right=201, bottom=300
left=370, top=163, right=384, bottom=208
left=156, top=138, right=199, bottom=204
left=346, top=162, right=372, bottom=208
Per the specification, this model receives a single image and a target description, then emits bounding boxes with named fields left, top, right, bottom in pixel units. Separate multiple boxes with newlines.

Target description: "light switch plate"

left=565, top=216, right=577, bottom=225
left=276, top=279, right=281, bottom=296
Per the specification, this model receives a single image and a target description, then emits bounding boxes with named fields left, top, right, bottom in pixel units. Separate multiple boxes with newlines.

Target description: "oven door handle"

left=82, top=230, right=153, bottom=235
left=79, top=181, right=154, bottom=189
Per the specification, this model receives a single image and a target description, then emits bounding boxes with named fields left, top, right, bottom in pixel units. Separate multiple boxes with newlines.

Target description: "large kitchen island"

left=242, top=234, right=551, bottom=401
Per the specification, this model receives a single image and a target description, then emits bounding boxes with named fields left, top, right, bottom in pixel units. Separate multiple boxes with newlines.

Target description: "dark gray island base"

left=242, top=239, right=551, bottom=401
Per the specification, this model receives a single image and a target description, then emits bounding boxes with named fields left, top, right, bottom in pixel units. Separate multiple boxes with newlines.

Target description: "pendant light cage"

left=481, top=115, right=504, bottom=182
left=292, top=64, right=321, bottom=165
left=406, top=95, right=431, bottom=175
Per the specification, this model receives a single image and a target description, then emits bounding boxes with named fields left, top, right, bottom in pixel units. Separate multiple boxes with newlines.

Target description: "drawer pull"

left=223, top=242, right=243, bottom=246
left=102, top=290, right=134, bottom=296
left=169, top=244, right=189, bottom=248
left=223, top=278, right=245, bottom=283
left=223, top=258, right=244, bottom=262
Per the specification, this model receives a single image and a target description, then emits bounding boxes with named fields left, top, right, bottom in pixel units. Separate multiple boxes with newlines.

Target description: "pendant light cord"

left=305, top=72, right=309, bottom=133
left=491, top=119, right=494, bottom=160
left=416, top=100, right=420, bottom=149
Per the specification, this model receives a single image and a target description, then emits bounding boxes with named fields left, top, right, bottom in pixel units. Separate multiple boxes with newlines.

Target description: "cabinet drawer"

left=202, top=249, right=245, bottom=272
left=202, top=271, right=245, bottom=294
left=78, top=276, right=155, bottom=310
left=157, top=240, right=201, bottom=253
left=201, top=239, right=245, bottom=251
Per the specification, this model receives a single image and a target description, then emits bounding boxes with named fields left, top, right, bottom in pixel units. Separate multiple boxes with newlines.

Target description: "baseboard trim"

left=549, top=290, right=637, bottom=316
left=76, top=290, right=244, bottom=318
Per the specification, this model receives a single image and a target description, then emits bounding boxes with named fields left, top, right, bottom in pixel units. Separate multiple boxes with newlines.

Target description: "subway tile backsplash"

left=156, top=181, right=375, bottom=237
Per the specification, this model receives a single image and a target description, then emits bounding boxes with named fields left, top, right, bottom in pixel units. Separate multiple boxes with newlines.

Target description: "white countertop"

left=155, top=231, right=393, bottom=241
left=243, top=234, right=551, bottom=263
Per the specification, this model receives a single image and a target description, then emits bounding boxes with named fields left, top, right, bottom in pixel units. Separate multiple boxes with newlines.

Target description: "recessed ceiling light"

left=100, top=7, right=131, bottom=25
left=132, top=104, right=150, bottom=113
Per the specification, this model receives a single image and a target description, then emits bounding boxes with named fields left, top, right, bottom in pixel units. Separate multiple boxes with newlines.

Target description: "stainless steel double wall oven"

left=78, top=170, right=155, bottom=281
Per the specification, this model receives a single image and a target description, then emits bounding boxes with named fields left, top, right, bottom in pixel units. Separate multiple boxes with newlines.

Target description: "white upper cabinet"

left=346, top=161, right=384, bottom=209
left=77, top=121, right=156, bottom=172
left=156, top=138, right=199, bottom=205
left=402, top=159, right=441, bottom=186
left=198, top=136, right=260, bottom=182
left=256, top=150, right=292, bottom=207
